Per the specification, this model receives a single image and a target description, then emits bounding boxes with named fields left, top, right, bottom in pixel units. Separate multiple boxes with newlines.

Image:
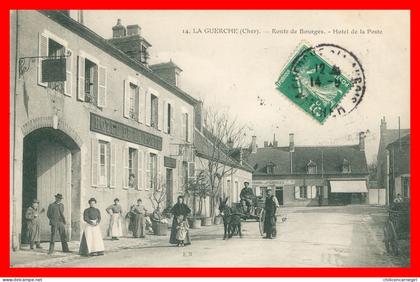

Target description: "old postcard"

left=10, top=10, right=410, bottom=268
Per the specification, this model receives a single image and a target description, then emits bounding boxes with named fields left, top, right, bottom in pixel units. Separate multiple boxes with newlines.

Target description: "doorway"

left=22, top=128, right=81, bottom=242
left=166, top=168, right=173, bottom=208
left=275, top=187, right=284, bottom=205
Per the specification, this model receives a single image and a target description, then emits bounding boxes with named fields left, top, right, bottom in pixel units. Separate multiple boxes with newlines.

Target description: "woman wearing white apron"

left=79, top=198, right=105, bottom=256
left=106, top=198, right=123, bottom=240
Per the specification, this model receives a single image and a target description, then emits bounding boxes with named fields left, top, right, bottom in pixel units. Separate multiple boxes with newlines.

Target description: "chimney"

left=194, top=101, right=204, bottom=132
left=251, top=136, right=257, bottom=154
left=359, top=132, right=366, bottom=151
left=289, top=133, right=295, bottom=152
left=150, top=60, right=183, bottom=87
left=380, top=117, right=387, bottom=136
left=112, top=19, right=126, bottom=38
left=264, top=141, right=269, bottom=148
left=108, top=19, right=151, bottom=65
left=273, top=134, right=278, bottom=147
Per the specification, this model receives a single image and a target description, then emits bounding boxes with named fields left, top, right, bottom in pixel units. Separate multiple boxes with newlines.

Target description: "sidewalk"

left=11, top=223, right=223, bottom=268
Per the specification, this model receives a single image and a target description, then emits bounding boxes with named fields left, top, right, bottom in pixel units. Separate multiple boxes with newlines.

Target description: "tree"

left=197, top=107, right=250, bottom=218
left=184, top=170, right=211, bottom=217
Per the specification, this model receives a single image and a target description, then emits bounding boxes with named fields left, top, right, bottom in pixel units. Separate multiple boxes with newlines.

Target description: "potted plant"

left=184, top=171, right=212, bottom=229
left=148, top=178, right=169, bottom=236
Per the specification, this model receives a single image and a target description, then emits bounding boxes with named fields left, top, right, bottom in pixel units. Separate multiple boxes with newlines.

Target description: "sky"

left=82, top=10, right=410, bottom=164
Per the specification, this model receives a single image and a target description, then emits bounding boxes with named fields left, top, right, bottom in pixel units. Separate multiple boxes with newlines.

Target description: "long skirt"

left=108, top=214, right=123, bottom=238
left=263, top=214, right=277, bottom=236
left=131, top=213, right=144, bottom=238
left=26, top=220, right=41, bottom=243
left=170, top=218, right=191, bottom=245
left=79, top=224, right=105, bottom=256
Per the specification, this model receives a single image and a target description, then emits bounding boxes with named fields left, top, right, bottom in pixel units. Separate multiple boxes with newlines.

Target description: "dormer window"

left=342, top=158, right=351, bottom=173
left=266, top=162, right=275, bottom=174
left=307, top=160, right=317, bottom=174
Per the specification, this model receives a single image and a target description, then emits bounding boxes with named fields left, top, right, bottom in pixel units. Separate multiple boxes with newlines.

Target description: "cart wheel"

left=389, top=221, right=399, bottom=256
left=259, top=209, right=265, bottom=236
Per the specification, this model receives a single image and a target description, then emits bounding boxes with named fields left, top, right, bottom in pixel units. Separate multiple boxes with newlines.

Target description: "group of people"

left=23, top=194, right=194, bottom=257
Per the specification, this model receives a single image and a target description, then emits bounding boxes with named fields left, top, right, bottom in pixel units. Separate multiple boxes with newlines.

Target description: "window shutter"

left=294, top=186, right=300, bottom=199
left=64, top=48, right=72, bottom=96
left=145, top=90, right=151, bottom=126
left=110, top=143, right=116, bottom=188
left=181, top=113, right=187, bottom=140
left=157, top=155, right=162, bottom=190
left=171, top=105, right=177, bottom=136
left=97, top=65, right=107, bottom=107
left=158, top=98, right=163, bottom=131
left=306, top=186, right=311, bottom=199
left=163, top=100, right=168, bottom=133
left=123, top=146, right=129, bottom=189
left=123, top=80, right=130, bottom=118
left=77, top=56, right=85, bottom=101
left=38, top=33, right=48, bottom=87
left=137, top=150, right=143, bottom=190
left=311, top=186, right=317, bottom=199
left=187, top=113, right=192, bottom=143
left=145, top=152, right=150, bottom=190
left=188, top=162, right=196, bottom=181
left=139, top=86, right=146, bottom=123
left=91, top=138, right=99, bottom=187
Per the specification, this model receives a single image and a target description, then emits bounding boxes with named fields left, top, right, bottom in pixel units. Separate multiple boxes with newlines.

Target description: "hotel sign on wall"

left=90, top=113, right=162, bottom=151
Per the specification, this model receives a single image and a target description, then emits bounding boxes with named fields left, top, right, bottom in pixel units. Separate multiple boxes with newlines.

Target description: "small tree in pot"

left=184, top=171, right=211, bottom=228
left=148, top=178, right=170, bottom=236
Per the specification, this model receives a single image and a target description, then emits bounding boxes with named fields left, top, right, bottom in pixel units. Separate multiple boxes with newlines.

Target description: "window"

left=235, top=181, right=239, bottom=202
left=91, top=139, right=115, bottom=188
left=167, top=103, right=172, bottom=134
left=182, top=113, right=189, bottom=142
left=129, top=83, right=139, bottom=121
left=299, top=186, right=308, bottom=198
left=307, top=160, right=317, bottom=174
left=149, top=153, right=158, bottom=190
left=47, top=39, right=66, bottom=94
left=98, top=141, right=110, bottom=187
left=227, top=179, right=232, bottom=199
left=151, top=94, right=159, bottom=129
left=266, top=163, right=275, bottom=174
left=128, top=148, right=138, bottom=189
left=84, top=59, right=98, bottom=104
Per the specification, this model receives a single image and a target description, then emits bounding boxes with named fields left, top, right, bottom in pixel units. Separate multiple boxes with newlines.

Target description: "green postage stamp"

left=275, top=43, right=356, bottom=124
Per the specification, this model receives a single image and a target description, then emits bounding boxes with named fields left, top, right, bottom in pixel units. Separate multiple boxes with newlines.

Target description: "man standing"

left=240, top=181, right=254, bottom=214
left=263, top=189, right=277, bottom=239
left=47, top=193, right=70, bottom=254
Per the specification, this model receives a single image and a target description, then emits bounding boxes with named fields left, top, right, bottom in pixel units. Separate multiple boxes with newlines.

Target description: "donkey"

left=218, top=197, right=242, bottom=240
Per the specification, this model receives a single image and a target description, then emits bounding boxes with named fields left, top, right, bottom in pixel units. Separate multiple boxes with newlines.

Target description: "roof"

left=193, top=129, right=254, bottom=173
left=386, top=133, right=410, bottom=149
left=246, top=145, right=369, bottom=176
left=39, top=10, right=197, bottom=105
left=378, top=128, right=410, bottom=156
left=150, top=61, right=183, bottom=72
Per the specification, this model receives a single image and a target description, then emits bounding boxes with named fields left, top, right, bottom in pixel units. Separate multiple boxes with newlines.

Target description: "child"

left=175, top=215, right=189, bottom=247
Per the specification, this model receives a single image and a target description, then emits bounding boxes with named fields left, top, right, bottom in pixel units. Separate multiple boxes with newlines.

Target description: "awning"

left=329, top=180, right=368, bottom=193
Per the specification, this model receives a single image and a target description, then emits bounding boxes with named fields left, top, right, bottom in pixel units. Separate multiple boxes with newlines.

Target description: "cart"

left=383, top=202, right=410, bottom=256
left=233, top=197, right=265, bottom=235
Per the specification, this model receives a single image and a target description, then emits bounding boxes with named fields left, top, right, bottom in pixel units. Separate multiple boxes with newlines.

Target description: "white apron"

left=109, top=213, right=123, bottom=237
left=83, top=220, right=104, bottom=253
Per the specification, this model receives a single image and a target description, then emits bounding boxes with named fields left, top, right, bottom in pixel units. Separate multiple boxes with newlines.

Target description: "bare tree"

left=197, top=106, right=250, bottom=218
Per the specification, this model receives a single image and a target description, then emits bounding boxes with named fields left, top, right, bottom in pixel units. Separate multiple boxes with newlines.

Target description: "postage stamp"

left=275, top=43, right=365, bottom=123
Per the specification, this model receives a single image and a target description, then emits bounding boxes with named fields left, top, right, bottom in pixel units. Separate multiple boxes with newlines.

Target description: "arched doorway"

left=21, top=127, right=81, bottom=243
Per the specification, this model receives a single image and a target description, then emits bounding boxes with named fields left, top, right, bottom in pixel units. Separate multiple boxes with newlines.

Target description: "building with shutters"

left=10, top=10, right=197, bottom=250
left=244, top=133, right=369, bottom=206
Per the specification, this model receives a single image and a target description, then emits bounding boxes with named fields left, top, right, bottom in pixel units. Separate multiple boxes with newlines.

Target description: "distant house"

left=386, top=134, right=410, bottom=203
left=376, top=117, right=409, bottom=204
left=245, top=133, right=369, bottom=206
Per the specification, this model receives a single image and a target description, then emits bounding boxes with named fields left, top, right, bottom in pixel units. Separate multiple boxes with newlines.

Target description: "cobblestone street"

left=10, top=205, right=409, bottom=268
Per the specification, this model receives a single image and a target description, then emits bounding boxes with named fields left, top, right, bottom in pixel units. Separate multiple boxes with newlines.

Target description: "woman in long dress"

left=169, top=196, right=191, bottom=245
left=25, top=199, right=45, bottom=249
left=129, top=198, right=147, bottom=238
left=106, top=198, right=123, bottom=240
left=79, top=198, right=105, bottom=256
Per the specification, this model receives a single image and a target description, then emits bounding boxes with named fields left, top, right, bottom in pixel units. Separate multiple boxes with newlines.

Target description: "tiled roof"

left=246, top=145, right=368, bottom=176
left=193, top=129, right=254, bottom=173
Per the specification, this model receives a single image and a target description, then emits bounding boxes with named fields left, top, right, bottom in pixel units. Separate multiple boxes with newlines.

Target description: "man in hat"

left=240, top=181, right=254, bottom=214
left=24, top=199, right=45, bottom=249
left=263, top=189, right=277, bottom=239
left=47, top=193, right=70, bottom=254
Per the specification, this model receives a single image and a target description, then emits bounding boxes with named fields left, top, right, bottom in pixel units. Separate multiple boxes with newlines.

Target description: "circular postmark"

left=285, top=43, right=366, bottom=122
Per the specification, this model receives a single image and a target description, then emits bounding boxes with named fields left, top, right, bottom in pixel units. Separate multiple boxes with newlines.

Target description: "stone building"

left=10, top=10, right=197, bottom=250
left=245, top=133, right=369, bottom=206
